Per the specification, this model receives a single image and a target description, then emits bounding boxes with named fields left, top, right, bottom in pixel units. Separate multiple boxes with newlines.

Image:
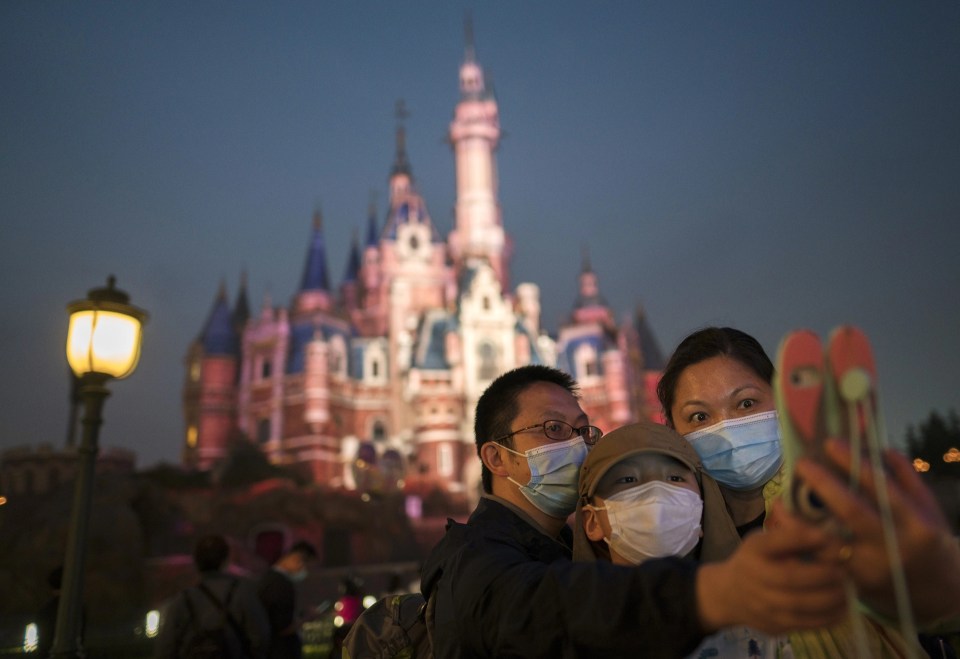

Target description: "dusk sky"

left=2, top=3, right=958, bottom=468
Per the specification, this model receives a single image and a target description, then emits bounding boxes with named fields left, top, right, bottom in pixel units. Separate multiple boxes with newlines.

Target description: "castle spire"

left=366, top=193, right=379, bottom=246
left=343, top=229, right=361, bottom=283
left=232, top=268, right=250, bottom=331
left=300, top=207, right=330, bottom=292
left=576, top=244, right=603, bottom=305
left=391, top=99, right=412, bottom=177
left=200, top=280, right=240, bottom=356
left=449, top=19, right=510, bottom=289
left=464, top=11, right=475, bottom=63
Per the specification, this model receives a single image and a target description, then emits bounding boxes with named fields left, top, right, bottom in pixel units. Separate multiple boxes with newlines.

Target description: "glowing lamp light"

left=913, top=458, right=930, bottom=473
left=944, top=447, right=960, bottom=463
left=145, top=610, right=160, bottom=638
left=23, top=623, right=38, bottom=652
left=362, top=595, right=377, bottom=609
left=66, top=276, right=147, bottom=380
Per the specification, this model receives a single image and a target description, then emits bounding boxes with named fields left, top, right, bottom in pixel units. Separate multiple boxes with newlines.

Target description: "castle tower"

left=447, top=18, right=512, bottom=290
left=183, top=281, right=243, bottom=468
left=357, top=199, right=384, bottom=336
left=293, top=209, right=332, bottom=318
left=376, top=102, right=449, bottom=441
left=572, top=247, right=614, bottom=328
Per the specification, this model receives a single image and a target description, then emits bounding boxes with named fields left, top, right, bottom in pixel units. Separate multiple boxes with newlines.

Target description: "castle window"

left=257, top=418, right=271, bottom=444
left=190, top=361, right=201, bottom=382
left=187, top=425, right=198, bottom=448
left=261, top=360, right=272, bottom=380
left=372, top=420, right=386, bottom=441
left=482, top=296, right=490, bottom=310
left=330, top=334, right=347, bottom=378
left=371, top=360, right=379, bottom=378
left=438, top=444, right=454, bottom=477
left=478, top=342, right=498, bottom=380
left=574, top=343, right=599, bottom=379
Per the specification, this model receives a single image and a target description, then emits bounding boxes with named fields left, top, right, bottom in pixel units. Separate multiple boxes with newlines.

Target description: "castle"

left=182, top=28, right=665, bottom=500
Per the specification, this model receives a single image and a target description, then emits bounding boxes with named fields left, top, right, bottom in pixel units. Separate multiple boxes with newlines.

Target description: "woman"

left=657, top=327, right=914, bottom=658
left=573, top=420, right=789, bottom=658
left=657, top=327, right=778, bottom=534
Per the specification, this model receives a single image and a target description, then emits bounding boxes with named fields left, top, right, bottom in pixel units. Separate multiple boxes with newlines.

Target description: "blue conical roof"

left=232, top=270, right=250, bottom=331
left=300, top=210, right=330, bottom=292
left=343, top=231, right=360, bottom=283
left=634, top=306, right=665, bottom=370
left=365, top=205, right=379, bottom=247
left=201, top=283, right=240, bottom=356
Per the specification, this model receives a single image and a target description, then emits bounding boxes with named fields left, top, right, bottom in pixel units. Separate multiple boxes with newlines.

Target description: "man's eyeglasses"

left=493, top=420, right=603, bottom=446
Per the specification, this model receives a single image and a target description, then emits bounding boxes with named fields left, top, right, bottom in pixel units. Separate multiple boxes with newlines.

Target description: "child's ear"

left=583, top=505, right=607, bottom=542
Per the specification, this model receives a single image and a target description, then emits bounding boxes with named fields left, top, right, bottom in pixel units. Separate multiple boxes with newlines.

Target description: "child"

left=574, top=421, right=792, bottom=658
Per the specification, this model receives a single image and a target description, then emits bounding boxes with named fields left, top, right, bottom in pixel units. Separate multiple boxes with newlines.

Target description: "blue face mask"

left=289, top=568, right=307, bottom=583
left=684, top=411, right=782, bottom=490
left=501, top=436, right=588, bottom=518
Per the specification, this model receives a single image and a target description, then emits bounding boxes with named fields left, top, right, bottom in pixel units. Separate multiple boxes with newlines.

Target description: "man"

left=155, top=534, right=269, bottom=658
left=421, top=365, right=850, bottom=658
left=257, top=540, right=318, bottom=659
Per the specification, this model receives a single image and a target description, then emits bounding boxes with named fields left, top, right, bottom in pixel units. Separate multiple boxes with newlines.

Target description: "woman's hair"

left=657, top=327, right=773, bottom=426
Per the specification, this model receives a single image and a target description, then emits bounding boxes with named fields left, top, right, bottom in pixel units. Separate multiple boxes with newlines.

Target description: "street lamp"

left=50, top=276, right=147, bottom=658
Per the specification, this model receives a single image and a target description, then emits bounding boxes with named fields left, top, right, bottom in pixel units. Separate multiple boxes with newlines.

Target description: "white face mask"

left=588, top=480, right=703, bottom=564
left=501, top=436, right=588, bottom=518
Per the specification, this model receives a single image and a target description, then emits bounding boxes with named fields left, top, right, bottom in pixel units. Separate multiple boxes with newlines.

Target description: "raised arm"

left=697, top=507, right=848, bottom=634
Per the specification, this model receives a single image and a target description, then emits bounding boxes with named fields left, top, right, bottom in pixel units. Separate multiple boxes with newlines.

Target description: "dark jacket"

left=155, top=571, right=270, bottom=658
left=421, top=496, right=706, bottom=659
left=257, top=568, right=301, bottom=659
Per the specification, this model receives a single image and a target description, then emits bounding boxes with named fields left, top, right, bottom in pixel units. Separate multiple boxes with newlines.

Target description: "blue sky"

left=2, top=2, right=958, bottom=467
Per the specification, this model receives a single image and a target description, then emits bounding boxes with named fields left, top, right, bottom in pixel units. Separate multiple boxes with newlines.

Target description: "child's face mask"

left=589, top=480, right=703, bottom=564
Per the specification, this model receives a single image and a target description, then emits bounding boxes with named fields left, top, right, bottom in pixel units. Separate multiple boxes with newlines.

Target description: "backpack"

left=181, top=579, right=249, bottom=658
left=343, top=591, right=435, bottom=659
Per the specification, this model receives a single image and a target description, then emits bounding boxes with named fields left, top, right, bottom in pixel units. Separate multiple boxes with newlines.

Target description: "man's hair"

left=474, top=365, right=579, bottom=493
left=288, top=540, right=318, bottom=560
left=193, top=534, right=230, bottom=572
left=657, top=326, right=773, bottom=427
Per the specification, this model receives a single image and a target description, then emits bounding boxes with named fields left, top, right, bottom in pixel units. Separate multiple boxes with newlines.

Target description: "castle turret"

left=447, top=18, right=512, bottom=289
left=293, top=209, right=332, bottom=317
left=183, top=281, right=242, bottom=468
left=571, top=247, right=614, bottom=327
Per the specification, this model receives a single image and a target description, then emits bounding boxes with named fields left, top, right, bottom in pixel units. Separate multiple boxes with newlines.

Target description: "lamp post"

left=50, top=276, right=147, bottom=658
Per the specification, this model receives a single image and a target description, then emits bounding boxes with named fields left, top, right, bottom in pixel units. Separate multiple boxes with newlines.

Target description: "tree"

left=215, top=439, right=308, bottom=487
left=905, top=409, right=960, bottom=478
